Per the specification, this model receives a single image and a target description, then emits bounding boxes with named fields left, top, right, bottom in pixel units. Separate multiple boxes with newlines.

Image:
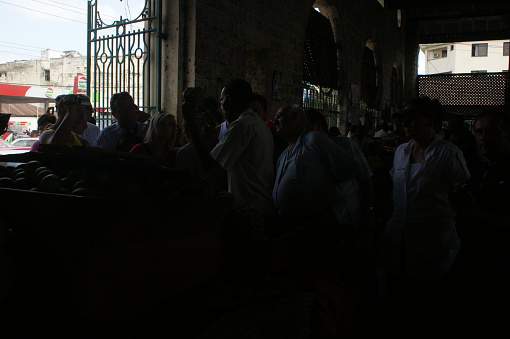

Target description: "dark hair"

left=110, top=92, right=132, bottom=114
left=37, top=113, right=57, bottom=130
left=403, top=96, right=445, bottom=122
left=224, top=79, right=253, bottom=108
left=305, top=109, right=328, bottom=132
left=328, top=126, right=340, bottom=137
left=203, top=96, right=218, bottom=112
left=55, top=94, right=92, bottom=111
left=251, top=93, right=268, bottom=111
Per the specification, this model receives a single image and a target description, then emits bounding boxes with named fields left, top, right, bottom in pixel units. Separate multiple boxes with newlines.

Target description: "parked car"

left=0, top=139, right=31, bottom=155
left=11, top=137, right=39, bottom=148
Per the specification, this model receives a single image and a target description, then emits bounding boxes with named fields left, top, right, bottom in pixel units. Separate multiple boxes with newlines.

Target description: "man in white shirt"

left=183, top=79, right=276, bottom=216
left=76, top=95, right=100, bottom=146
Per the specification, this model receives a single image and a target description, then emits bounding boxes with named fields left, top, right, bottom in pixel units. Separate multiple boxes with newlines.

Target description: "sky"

left=0, top=0, right=145, bottom=64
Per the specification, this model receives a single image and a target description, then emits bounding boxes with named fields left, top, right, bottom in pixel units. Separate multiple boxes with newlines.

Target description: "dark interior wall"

left=192, top=0, right=315, bottom=117
left=165, top=0, right=410, bottom=121
left=317, top=0, right=406, bottom=114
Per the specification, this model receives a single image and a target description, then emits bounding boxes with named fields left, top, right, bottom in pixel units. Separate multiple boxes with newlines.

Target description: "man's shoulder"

left=303, top=130, right=331, bottom=144
left=87, top=123, right=101, bottom=131
left=100, top=123, right=119, bottom=132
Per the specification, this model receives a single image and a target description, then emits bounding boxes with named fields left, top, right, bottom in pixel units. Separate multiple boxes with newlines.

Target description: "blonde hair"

left=143, top=112, right=177, bottom=148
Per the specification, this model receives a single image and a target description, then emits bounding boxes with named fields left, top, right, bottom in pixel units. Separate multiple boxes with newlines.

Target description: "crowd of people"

left=2, top=79, right=509, bottom=337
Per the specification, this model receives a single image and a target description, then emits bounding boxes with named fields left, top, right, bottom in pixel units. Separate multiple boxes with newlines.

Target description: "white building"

left=420, top=40, right=510, bottom=74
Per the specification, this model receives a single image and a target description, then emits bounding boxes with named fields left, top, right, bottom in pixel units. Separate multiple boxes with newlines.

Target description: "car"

left=11, top=137, right=39, bottom=148
left=0, top=138, right=31, bottom=155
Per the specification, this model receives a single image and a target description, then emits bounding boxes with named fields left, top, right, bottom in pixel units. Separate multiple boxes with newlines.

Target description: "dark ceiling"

left=384, top=0, right=510, bottom=43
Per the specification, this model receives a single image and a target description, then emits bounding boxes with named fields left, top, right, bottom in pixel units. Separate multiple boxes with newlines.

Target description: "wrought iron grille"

left=418, top=72, right=508, bottom=118
left=302, top=82, right=340, bottom=115
left=303, top=9, right=339, bottom=90
left=87, top=0, right=161, bottom=129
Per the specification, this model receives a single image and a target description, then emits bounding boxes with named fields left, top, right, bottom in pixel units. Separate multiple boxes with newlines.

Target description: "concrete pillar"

left=403, top=21, right=420, bottom=102
left=160, top=0, right=184, bottom=123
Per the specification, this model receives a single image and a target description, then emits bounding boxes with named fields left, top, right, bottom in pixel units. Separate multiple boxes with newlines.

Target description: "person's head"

left=446, top=115, right=464, bottom=133
left=473, top=109, right=510, bottom=163
left=220, top=79, right=253, bottom=123
left=394, top=96, right=445, bottom=142
left=55, top=94, right=89, bottom=134
left=0, top=113, right=11, bottom=134
left=250, top=93, right=268, bottom=121
left=356, top=124, right=366, bottom=137
left=305, top=109, right=328, bottom=135
left=273, top=105, right=307, bottom=141
left=328, top=126, right=340, bottom=137
left=203, top=96, right=218, bottom=113
left=37, top=113, right=57, bottom=131
left=76, top=94, right=94, bottom=122
left=110, top=92, right=138, bottom=128
left=144, top=112, right=177, bottom=147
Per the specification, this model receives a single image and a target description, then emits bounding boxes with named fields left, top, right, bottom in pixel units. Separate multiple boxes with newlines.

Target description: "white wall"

left=453, top=40, right=509, bottom=73
left=422, top=40, right=510, bottom=74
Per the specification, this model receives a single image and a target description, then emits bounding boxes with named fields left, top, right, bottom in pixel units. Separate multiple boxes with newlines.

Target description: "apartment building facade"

left=421, top=40, right=510, bottom=74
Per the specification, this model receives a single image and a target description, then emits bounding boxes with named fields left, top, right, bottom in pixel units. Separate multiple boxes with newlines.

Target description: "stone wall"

left=161, top=0, right=413, bottom=126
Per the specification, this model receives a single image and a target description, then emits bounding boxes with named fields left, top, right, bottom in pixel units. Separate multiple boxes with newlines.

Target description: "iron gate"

left=87, top=0, right=161, bottom=129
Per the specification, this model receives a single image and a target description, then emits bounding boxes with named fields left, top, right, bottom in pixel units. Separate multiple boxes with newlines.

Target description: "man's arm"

left=182, top=102, right=220, bottom=171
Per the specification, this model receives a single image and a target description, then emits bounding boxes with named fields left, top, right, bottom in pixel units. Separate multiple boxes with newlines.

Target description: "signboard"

left=73, top=73, right=87, bottom=94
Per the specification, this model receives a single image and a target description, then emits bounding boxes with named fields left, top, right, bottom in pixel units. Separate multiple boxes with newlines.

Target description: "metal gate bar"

left=87, top=0, right=161, bottom=130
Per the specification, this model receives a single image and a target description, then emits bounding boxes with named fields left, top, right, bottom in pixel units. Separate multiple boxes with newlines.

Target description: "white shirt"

left=218, top=121, right=228, bottom=141
left=273, top=131, right=359, bottom=217
left=211, top=108, right=276, bottom=215
left=94, top=122, right=148, bottom=151
left=379, top=135, right=470, bottom=280
left=78, top=122, right=100, bottom=147
left=374, top=129, right=390, bottom=138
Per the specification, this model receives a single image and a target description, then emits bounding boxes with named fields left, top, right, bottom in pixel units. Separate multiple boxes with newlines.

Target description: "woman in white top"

left=378, top=97, right=470, bottom=337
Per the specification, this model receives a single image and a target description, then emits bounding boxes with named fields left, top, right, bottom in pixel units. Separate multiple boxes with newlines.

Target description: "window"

left=471, top=70, right=487, bottom=73
left=472, top=43, right=488, bottom=57
left=442, top=49, right=447, bottom=58
left=504, top=42, right=509, bottom=56
left=450, top=45, right=454, bottom=51
left=44, top=69, right=50, bottom=81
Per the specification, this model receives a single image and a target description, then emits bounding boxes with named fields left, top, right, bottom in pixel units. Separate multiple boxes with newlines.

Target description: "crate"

left=0, top=148, right=234, bottom=327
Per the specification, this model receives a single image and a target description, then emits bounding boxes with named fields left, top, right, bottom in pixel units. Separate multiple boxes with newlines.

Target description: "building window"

left=44, top=69, right=50, bottom=81
left=472, top=43, right=488, bottom=57
left=442, top=49, right=447, bottom=58
left=504, top=42, right=509, bottom=56
left=471, top=70, right=487, bottom=73
left=450, top=45, right=454, bottom=51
